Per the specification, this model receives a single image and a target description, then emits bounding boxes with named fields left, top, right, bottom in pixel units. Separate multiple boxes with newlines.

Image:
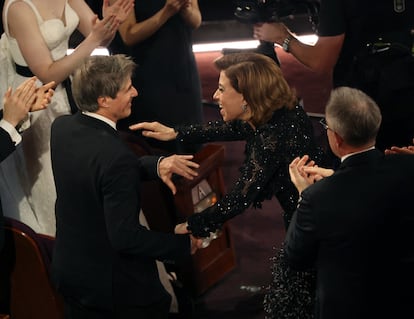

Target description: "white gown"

left=0, top=0, right=78, bottom=236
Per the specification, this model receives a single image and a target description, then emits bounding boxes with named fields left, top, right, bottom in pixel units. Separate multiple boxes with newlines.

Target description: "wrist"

left=156, top=156, right=165, bottom=178
left=282, top=34, right=294, bottom=53
left=170, top=128, right=178, bottom=140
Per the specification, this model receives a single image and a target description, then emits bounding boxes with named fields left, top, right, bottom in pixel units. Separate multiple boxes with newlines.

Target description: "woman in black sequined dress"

left=131, top=52, right=324, bottom=318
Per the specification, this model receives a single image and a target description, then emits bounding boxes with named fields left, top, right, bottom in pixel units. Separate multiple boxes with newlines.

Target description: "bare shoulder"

left=5, top=1, right=39, bottom=37
left=5, top=0, right=38, bottom=21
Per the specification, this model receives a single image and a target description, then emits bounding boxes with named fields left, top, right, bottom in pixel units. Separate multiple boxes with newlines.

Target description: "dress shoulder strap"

left=3, top=0, right=43, bottom=36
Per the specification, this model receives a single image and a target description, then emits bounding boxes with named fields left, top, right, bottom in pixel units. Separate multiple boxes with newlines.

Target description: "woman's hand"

left=3, top=77, right=54, bottom=127
left=129, top=121, right=178, bottom=141
left=162, top=0, right=188, bottom=19
left=30, top=80, right=55, bottom=112
left=89, top=14, right=119, bottom=46
left=103, top=0, right=134, bottom=24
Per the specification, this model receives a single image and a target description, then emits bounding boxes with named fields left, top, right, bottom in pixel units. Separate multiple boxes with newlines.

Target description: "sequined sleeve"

left=187, top=127, right=285, bottom=237
left=186, top=106, right=326, bottom=237
left=175, top=120, right=252, bottom=144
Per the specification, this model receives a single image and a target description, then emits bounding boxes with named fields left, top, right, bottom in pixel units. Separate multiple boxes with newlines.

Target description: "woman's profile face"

left=213, top=71, right=246, bottom=122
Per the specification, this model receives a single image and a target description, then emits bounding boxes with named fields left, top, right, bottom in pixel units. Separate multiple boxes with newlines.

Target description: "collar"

left=82, top=111, right=116, bottom=130
left=341, top=146, right=376, bottom=162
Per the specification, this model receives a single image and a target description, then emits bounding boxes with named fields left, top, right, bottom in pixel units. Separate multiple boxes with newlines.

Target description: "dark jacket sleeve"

left=0, top=127, right=16, bottom=162
left=103, top=151, right=191, bottom=263
left=284, top=188, right=319, bottom=270
left=136, top=155, right=161, bottom=181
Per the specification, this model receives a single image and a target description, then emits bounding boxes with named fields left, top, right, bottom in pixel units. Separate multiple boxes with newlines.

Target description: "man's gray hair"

left=326, top=87, right=382, bottom=147
left=71, top=54, right=136, bottom=112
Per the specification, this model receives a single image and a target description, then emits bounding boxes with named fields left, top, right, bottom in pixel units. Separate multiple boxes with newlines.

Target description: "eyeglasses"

left=319, top=118, right=330, bottom=131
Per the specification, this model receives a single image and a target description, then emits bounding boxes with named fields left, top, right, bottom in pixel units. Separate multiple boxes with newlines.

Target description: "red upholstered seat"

left=0, top=217, right=64, bottom=319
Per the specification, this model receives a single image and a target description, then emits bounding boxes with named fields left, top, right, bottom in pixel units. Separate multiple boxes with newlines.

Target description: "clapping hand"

left=289, top=155, right=316, bottom=194
left=289, top=155, right=334, bottom=194
left=3, top=77, right=54, bottom=127
left=31, top=80, right=55, bottom=112
left=103, top=0, right=134, bottom=24
left=384, top=139, right=414, bottom=155
left=164, top=0, right=189, bottom=17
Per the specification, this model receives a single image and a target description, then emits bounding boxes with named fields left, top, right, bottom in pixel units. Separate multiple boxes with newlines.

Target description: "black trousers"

left=64, top=296, right=170, bottom=319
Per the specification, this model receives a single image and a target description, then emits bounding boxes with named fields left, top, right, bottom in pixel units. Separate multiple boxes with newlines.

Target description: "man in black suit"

left=0, top=77, right=54, bottom=250
left=50, top=54, right=202, bottom=319
left=285, top=86, right=414, bottom=319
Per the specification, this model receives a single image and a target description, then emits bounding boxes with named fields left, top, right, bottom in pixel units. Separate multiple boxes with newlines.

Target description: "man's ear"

left=97, top=96, right=108, bottom=108
left=333, top=131, right=344, bottom=148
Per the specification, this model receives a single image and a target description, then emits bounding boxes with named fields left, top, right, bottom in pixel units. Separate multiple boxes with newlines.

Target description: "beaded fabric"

left=263, top=246, right=316, bottom=319
left=175, top=104, right=324, bottom=317
left=176, top=104, right=326, bottom=237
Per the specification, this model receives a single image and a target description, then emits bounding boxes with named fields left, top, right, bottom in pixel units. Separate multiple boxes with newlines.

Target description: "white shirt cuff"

left=0, top=118, right=22, bottom=145
left=157, top=156, right=165, bottom=178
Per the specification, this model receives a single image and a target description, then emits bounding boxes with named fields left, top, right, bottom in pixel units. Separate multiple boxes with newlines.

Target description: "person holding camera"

left=254, top=0, right=414, bottom=152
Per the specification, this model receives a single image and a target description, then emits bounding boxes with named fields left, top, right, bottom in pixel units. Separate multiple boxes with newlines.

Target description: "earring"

left=241, top=104, right=248, bottom=112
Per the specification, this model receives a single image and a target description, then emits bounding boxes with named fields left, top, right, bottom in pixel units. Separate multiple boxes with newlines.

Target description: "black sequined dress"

left=175, top=105, right=323, bottom=318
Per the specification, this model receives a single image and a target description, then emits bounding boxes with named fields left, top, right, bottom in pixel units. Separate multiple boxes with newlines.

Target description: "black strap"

left=15, top=63, right=78, bottom=114
left=61, top=77, right=78, bottom=114
left=15, top=64, right=34, bottom=77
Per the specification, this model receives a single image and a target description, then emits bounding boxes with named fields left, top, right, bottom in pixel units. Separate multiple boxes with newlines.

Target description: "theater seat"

left=0, top=217, right=64, bottom=319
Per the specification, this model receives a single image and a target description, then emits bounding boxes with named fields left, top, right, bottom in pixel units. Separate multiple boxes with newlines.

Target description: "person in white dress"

left=0, top=0, right=133, bottom=236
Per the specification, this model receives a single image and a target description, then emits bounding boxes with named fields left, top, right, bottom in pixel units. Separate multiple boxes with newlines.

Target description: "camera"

left=234, top=0, right=320, bottom=31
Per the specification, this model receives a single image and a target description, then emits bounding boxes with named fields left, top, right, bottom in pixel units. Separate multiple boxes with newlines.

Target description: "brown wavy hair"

left=214, top=52, right=297, bottom=126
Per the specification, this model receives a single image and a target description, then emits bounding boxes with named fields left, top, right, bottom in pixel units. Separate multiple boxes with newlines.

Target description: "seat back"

left=0, top=218, right=64, bottom=319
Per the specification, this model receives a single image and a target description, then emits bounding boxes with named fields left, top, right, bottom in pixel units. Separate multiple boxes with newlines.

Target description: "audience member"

left=0, top=0, right=133, bottom=236
left=132, top=52, right=326, bottom=316
left=109, top=0, right=204, bottom=154
left=254, top=0, right=414, bottom=151
left=50, top=54, right=202, bottom=319
left=0, top=77, right=54, bottom=250
left=280, top=86, right=414, bottom=319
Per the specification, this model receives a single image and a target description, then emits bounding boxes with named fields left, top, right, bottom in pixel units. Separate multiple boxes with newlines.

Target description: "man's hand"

left=159, top=155, right=199, bottom=194
left=190, top=234, right=204, bottom=254
left=175, top=222, right=189, bottom=234
left=253, top=22, right=290, bottom=45
left=289, top=155, right=315, bottom=194
left=289, top=155, right=335, bottom=194
left=303, top=166, right=334, bottom=182
left=129, top=121, right=178, bottom=141
left=385, top=139, right=414, bottom=155
left=3, top=77, right=54, bottom=127
left=175, top=222, right=205, bottom=254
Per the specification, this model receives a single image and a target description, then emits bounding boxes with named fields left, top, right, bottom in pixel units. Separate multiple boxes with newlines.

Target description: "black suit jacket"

left=285, top=149, right=414, bottom=319
left=0, top=127, right=15, bottom=162
left=0, top=127, right=16, bottom=251
left=50, top=113, right=191, bottom=310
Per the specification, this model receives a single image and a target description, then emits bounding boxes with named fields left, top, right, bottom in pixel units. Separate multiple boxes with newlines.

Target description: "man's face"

left=106, top=78, right=138, bottom=121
